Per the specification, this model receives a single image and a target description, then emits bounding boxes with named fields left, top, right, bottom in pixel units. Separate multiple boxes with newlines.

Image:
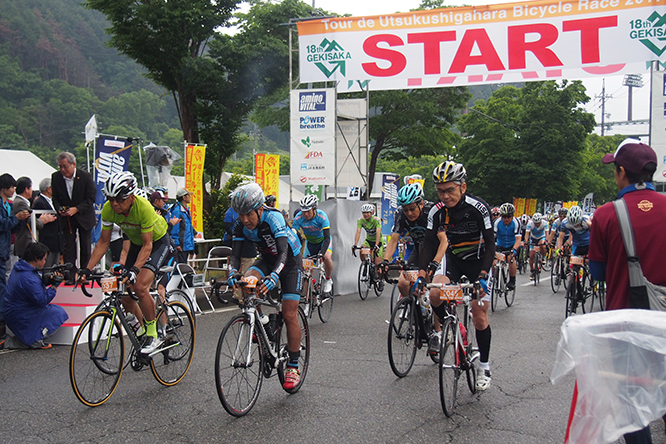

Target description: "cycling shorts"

left=361, top=240, right=383, bottom=256
left=248, top=257, right=302, bottom=301
left=304, top=241, right=332, bottom=257
left=126, top=235, right=174, bottom=274
left=435, top=253, right=491, bottom=302
left=530, top=237, right=546, bottom=247
left=572, top=244, right=589, bottom=257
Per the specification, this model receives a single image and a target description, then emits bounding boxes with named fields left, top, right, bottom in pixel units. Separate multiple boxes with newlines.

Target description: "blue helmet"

left=397, top=183, right=423, bottom=206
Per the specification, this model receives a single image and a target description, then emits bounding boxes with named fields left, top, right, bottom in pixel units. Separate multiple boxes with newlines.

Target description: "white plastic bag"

left=551, top=310, right=666, bottom=444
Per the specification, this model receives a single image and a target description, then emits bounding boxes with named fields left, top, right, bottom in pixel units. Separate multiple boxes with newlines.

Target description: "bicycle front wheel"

left=490, top=265, right=500, bottom=312
left=151, top=301, right=196, bottom=386
left=581, top=273, right=594, bottom=314
left=439, top=318, right=459, bottom=417
left=543, top=248, right=553, bottom=271
left=318, top=281, right=334, bottom=323
left=387, top=297, right=418, bottom=377
left=504, top=266, right=516, bottom=307
left=166, top=289, right=196, bottom=326
left=70, top=311, right=125, bottom=407
left=565, top=275, right=576, bottom=318
left=277, top=306, right=310, bottom=393
left=301, top=275, right=313, bottom=319
left=596, top=281, right=606, bottom=311
left=551, top=257, right=562, bottom=293
left=215, top=314, right=264, bottom=417
left=358, top=262, right=371, bottom=300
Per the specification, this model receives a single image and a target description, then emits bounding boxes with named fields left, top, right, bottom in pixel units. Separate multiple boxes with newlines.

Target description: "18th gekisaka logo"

left=305, top=39, right=351, bottom=78
left=630, top=12, right=666, bottom=56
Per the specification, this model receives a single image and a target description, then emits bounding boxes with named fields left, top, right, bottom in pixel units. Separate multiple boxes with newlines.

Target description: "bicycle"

left=491, top=251, right=515, bottom=311
left=301, top=255, right=334, bottom=323
left=69, top=273, right=196, bottom=407
left=517, top=245, right=528, bottom=275
left=550, top=247, right=570, bottom=293
left=593, top=280, right=606, bottom=311
left=565, top=255, right=594, bottom=318
left=427, top=279, right=480, bottom=417
left=532, top=248, right=543, bottom=286
left=384, top=260, right=405, bottom=314
left=215, top=275, right=310, bottom=417
left=353, top=246, right=384, bottom=300
left=387, top=272, right=440, bottom=378
left=542, top=243, right=554, bottom=272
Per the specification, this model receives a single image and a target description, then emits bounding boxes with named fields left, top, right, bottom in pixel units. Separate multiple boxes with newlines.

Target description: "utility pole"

left=596, top=78, right=613, bottom=136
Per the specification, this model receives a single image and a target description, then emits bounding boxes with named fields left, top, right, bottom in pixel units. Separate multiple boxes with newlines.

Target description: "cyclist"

left=493, top=203, right=521, bottom=290
left=265, top=194, right=277, bottom=208
left=420, top=161, right=495, bottom=391
left=380, top=183, right=434, bottom=299
left=292, top=195, right=334, bottom=293
left=556, top=205, right=592, bottom=258
left=352, top=204, right=382, bottom=267
left=226, top=182, right=303, bottom=390
left=523, top=212, right=548, bottom=278
left=78, top=172, right=173, bottom=355
left=490, top=206, right=500, bottom=225
left=548, top=207, right=568, bottom=246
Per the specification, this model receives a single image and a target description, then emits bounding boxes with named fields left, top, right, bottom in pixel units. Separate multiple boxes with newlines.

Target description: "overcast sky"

left=276, top=0, right=653, bottom=139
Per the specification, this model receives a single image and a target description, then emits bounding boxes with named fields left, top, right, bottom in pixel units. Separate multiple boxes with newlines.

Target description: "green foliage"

left=204, top=173, right=248, bottom=239
left=580, top=134, right=626, bottom=203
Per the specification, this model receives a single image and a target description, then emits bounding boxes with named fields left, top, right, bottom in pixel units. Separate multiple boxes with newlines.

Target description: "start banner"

left=298, top=0, right=666, bottom=90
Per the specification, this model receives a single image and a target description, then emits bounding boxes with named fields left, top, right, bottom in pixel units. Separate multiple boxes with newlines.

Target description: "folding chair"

left=165, top=263, right=213, bottom=314
left=202, top=246, right=233, bottom=304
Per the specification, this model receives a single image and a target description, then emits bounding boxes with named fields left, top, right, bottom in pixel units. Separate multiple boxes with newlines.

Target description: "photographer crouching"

left=2, top=243, right=69, bottom=349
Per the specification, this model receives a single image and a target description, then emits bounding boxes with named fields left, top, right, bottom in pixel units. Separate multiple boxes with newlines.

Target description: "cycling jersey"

left=230, top=206, right=301, bottom=275
left=292, top=209, right=331, bottom=252
left=494, top=217, right=521, bottom=249
left=357, top=216, right=382, bottom=243
left=391, top=201, right=433, bottom=250
left=420, top=193, right=495, bottom=274
left=526, top=220, right=548, bottom=241
left=101, top=195, right=168, bottom=245
left=559, top=215, right=592, bottom=247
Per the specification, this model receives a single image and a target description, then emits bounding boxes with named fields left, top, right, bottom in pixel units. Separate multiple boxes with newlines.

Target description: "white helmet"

left=361, top=203, right=374, bottom=213
left=103, top=171, right=137, bottom=199
left=299, top=194, right=318, bottom=211
left=532, top=212, right=543, bottom=224
left=230, top=182, right=265, bottom=214
left=567, top=206, right=583, bottom=225
left=134, top=188, right=149, bottom=200
left=520, top=214, right=529, bottom=225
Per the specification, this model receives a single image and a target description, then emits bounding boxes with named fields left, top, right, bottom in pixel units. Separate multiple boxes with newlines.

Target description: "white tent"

left=0, top=149, right=56, bottom=189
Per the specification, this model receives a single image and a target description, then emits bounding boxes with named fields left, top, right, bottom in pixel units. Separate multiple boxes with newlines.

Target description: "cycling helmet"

left=432, top=161, right=467, bottom=184
left=491, top=207, right=500, bottom=218
left=548, top=213, right=557, bottom=223
left=299, top=194, right=318, bottom=211
left=230, top=182, right=265, bottom=214
left=397, top=183, right=424, bottom=206
left=103, top=171, right=137, bottom=198
left=532, top=212, right=543, bottom=224
left=134, top=187, right=149, bottom=200
left=558, top=207, right=568, bottom=216
left=265, top=194, right=277, bottom=206
left=567, top=206, right=583, bottom=225
left=520, top=214, right=529, bottom=225
left=499, top=203, right=515, bottom=217
left=361, top=203, right=374, bottom=213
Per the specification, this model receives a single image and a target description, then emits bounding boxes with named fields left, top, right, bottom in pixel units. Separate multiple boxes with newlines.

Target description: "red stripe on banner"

left=408, top=78, right=422, bottom=86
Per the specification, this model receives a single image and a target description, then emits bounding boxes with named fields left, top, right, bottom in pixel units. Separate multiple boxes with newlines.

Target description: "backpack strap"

left=613, top=198, right=645, bottom=288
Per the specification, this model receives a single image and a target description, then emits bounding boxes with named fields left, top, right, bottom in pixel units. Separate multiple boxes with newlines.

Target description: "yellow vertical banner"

left=185, top=144, right=206, bottom=236
left=255, top=154, right=280, bottom=207
left=406, top=177, right=425, bottom=189
left=513, top=198, right=526, bottom=216
left=525, top=198, right=538, bottom=216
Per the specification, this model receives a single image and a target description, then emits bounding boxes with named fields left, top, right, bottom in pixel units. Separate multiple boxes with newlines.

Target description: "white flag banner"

left=290, top=88, right=336, bottom=185
left=85, top=115, right=97, bottom=143
left=298, top=0, right=666, bottom=91
left=651, top=69, right=666, bottom=181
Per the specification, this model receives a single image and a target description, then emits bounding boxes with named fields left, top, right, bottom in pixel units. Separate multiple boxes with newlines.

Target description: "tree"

left=580, top=134, right=626, bottom=204
left=458, top=81, right=596, bottom=205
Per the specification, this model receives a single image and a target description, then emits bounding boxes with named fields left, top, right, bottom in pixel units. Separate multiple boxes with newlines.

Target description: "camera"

left=40, top=263, right=74, bottom=287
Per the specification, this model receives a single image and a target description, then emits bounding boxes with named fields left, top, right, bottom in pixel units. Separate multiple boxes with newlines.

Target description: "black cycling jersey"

left=392, top=200, right=433, bottom=249
left=420, top=193, right=495, bottom=274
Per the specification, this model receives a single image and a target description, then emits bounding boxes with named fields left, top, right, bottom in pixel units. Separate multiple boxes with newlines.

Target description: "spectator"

left=0, top=174, right=30, bottom=347
left=222, top=205, right=238, bottom=247
left=265, top=194, right=277, bottom=208
left=31, top=178, right=61, bottom=267
left=150, top=191, right=180, bottom=230
left=51, top=152, right=96, bottom=279
left=589, top=138, right=666, bottom=444
left=3, top=242, right=68, bottom=349
left=169, top=188, right=196, bottom=264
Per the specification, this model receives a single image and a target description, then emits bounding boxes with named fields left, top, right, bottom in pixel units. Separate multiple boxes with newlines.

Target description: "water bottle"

left=259, top=313, right=269, bottom=325
left=126, top=313, right=143, bottom=336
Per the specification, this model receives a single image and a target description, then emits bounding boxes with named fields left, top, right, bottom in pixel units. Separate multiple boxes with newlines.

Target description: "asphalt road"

left=2, top=270, right=665, bottom=444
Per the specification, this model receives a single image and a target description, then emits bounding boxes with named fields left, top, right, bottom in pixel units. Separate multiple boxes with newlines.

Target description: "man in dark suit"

left=11, top=177, right=57, bottom=259
left=51, top=152, right=96, bottom=277
left=32, top=178, right=61, bottom=267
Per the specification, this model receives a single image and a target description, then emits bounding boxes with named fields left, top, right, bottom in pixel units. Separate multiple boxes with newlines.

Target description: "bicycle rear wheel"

left=70, top=311, right=125, bottom=407
left=388, top=297, right=418, bottom=378
left=215, top=314, right=263, bottom=417
left=439, top=318, right=459, bottom=417
left=358, top=262, right=370, bottom=300
left=551, top=257, right=562, bottom=293
left=318, top=281, right=334, bottom=323
left=277, top=306, right=310, bottom=393
left=151, top=301, right=196, bottom=386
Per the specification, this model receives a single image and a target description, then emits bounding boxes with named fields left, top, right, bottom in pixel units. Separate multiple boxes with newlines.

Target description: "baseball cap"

left=602, top=138, right=657, bottom=174
left=149, top=191, right=166, bottom=203
left=176, top=188, right=193, bottom=198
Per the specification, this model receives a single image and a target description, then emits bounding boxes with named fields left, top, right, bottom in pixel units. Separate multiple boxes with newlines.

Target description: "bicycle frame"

left=234, top=288, right=283, bottom=369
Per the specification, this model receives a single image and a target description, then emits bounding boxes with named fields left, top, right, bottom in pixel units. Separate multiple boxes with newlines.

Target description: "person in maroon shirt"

left=589, top=138, right=666, bottom=444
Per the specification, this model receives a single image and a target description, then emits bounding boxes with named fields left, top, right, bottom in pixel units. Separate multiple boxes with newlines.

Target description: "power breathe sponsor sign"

left=298, top=0, right=666, bottom=91
left=290, top=88, right=336, bottom=185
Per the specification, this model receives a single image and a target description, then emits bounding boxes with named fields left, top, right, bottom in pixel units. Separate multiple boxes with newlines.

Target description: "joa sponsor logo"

left=630, top=12, right=666, bottom=56
left=299, top=91, right=326, bottom=112
left=305, top=39, right=351, bottom=78
left=299, top=115, right=326, bottom=130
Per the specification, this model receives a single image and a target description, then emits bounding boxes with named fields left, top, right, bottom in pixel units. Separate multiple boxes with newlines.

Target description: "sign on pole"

left=381, top=174, right=400, bottom=236
left=185, top=144, right=206, bottom=236
left=255, top=153, right=280, bottom=207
